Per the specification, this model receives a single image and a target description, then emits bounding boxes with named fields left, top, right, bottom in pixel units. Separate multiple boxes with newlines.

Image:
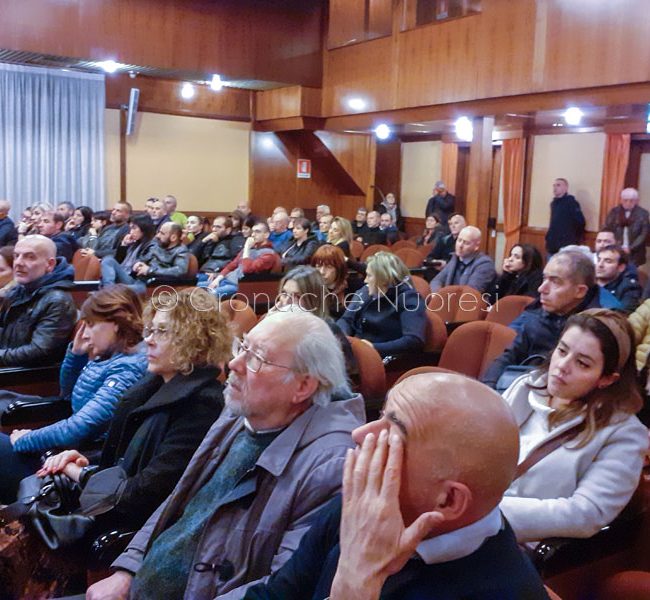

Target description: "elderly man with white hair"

left=86, top=311, right=365, bottom=600
left=0, top=235, right=76, bottom=368
left=429, top=225, right=496, bottom=293
left=604, top=187, right=650, bottom=266
left=0, top=199, right=18, bottom=247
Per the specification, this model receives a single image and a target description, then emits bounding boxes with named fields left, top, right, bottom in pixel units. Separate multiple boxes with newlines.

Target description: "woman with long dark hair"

left=500, top=309, right=647, bottom=543
left=67, top=206, right=94, bottom=241
left=490, top=243, right=544, bottom=303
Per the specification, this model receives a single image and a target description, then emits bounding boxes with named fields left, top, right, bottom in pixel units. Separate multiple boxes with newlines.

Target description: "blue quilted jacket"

left=13, top=345, right=148, bottom=453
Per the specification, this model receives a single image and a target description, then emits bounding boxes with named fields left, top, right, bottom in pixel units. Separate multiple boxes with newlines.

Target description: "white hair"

left=264, top=311, right=351, bottom=406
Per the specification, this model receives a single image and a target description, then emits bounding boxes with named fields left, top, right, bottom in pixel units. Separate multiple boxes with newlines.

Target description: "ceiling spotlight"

left=347, top=97, right=366, bottom=111
left=98, top=60, right=119, bottom=74
left=128, top=70, right=137, bottom=79
left=374, top=123, right=391, bottom=140
left=181, top=83, right=195, bottom=100
left=564, top=107, right=583, bottom=126
left=261, top=136, right=275, bottom=150
left=210, top=74, right=223, bottom=91
left=455, top=116, right=473, bottom=142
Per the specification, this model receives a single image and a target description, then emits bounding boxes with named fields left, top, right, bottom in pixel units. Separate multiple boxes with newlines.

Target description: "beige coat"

left=628, top=299, right=650, bottom=370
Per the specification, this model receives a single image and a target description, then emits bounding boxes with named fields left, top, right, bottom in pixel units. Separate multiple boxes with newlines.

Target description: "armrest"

left=146, top=275, right=198, bottom=286
left=1, top=397, right=71, bottom=428
left=531, top=509, right=644, bottom=578
left=88, top=529, right=137, bottom=571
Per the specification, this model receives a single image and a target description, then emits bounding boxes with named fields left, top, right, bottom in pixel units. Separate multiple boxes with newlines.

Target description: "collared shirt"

left=416, top=505, right=503, bottom=564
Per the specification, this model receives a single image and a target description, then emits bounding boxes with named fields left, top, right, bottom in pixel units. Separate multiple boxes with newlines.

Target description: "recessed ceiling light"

left=374, top=123, right=391, bottom=140
left=181, top=83, right=195, bottom=100
left=347, top=98, right=367, bottom=111
left=210, top=74, right=223, bottom=91
left=564, top=107, right=584, bottom=126
left=455, top=116, right=473, bottom=141
left=98, top=60, right=120, bottom=74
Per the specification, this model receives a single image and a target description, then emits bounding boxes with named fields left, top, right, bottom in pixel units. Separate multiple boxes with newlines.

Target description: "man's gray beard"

left=224, top=386, right=245, bottom=416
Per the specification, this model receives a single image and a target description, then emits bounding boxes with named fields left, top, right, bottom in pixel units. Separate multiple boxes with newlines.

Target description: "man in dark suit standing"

left=545, top=178, right=585, bottom=256
left=604, top=187, right=649, bottom=266
left=425, top=181, right=455, bottom=228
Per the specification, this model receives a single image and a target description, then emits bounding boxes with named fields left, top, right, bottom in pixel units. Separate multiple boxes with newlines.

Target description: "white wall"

left=400, top=141, right=442, bottom=217
left=528, top=132, right=606, bottom=232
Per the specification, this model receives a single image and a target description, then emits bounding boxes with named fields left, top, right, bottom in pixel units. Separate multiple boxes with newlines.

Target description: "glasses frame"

left=232, top=337, right=292, bottom=373
left=143, top=326, right=172, bottom=340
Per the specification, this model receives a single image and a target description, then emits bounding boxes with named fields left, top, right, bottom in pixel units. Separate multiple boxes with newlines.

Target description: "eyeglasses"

left=232, top=337, right=292, bottom=373
left=143, top=326, right=171, bottom=340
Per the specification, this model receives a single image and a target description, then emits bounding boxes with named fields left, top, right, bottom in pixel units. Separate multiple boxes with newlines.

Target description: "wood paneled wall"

left=250, top=131, right=374, bottom=219
left=0, top=0, right=324, bottom=86
left=322, top=0, right=650, bottom=118
left=255, top=86, right=322, bottom=121
left=106, top=74, right=251, bottom=121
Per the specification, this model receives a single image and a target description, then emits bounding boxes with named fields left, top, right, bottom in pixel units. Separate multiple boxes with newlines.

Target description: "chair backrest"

left=347, top=336, right=386, bottom=419
left=438, top=321, right=516, bottom=379
left=360, top=244, right=391, bottom=262
left=410, top=275, right=431, bottom=301
left=597, top=571, right=650, bottom=600
left=416, top=243, right=434, bottom=260
left=350, top=239, right=364, bottom=260
left=423, top=310, right=447, bottom=353
left=393, top=247, right=423, bottom=268
left=391, top=239, right=417, bottom=252
left=219, top=299, right=258, bottom=338
left=485, top=295, right=534, bottom=326
left=72, top=249, right=100, bottom=281
left=186, top=253, right=199, bottom=277
left=394, top=365, right=457, bottom=386
left=427, top=285, right=488, bottom=324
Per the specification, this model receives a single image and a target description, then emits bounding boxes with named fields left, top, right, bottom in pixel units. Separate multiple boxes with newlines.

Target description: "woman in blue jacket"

left=337, top=252, right=427, bottom=358
left=0, top=284, right=148, bottom=502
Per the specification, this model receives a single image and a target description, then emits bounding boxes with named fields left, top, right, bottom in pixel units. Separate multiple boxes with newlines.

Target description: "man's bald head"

left=455, top=226, right=482, bottom=259
left=13, top=235, right=57, bottom=284
left=355, top=373, right=519, bottom=529
left=0, top=199, right=11, bottom=217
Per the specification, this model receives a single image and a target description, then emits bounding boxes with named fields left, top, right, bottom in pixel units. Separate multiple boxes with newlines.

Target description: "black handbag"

left=0, top=473, right=95, bottom=550
left=495, top=354, right=547, bottom=394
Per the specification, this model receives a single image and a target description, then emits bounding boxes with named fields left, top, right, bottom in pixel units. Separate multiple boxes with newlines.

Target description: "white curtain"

left=0, top=63, right=105, bottom=218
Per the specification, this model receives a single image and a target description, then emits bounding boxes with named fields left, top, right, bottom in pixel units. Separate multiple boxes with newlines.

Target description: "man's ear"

left=46, top=257, right=56, bottom=273
left=575, top=283, right=589, bottom=300
left=434, top=481, right=472, bottom=522
left=291, top=374, right=319, bottom=405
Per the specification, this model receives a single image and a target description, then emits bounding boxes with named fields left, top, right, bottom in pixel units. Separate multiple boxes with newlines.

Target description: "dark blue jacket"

left=336, top=281, right=426, bottom=357
left=545, top=194, right=585, bottom=253
left=51, top=231, right=79, bottom=263
left=482, top=285, right=614, bottom=388
left=244, top=495, right=548, bottom=600
left=603, top=270, right=642, bottom=314
left=0, top=217, right=17, bottom=247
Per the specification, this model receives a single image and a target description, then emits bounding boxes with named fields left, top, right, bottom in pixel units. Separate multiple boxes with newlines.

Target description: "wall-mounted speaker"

left=125, top=88, right=140, bottom=136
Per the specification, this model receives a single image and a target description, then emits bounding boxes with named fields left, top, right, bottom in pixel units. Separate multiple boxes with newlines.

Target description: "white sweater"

left=499, top=372, right=648, bottom=543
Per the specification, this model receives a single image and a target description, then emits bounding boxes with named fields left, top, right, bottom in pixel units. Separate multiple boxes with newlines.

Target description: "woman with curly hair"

left=0, top=284, right=148, bottom=503
left=0, top=288, right=232, bottom=597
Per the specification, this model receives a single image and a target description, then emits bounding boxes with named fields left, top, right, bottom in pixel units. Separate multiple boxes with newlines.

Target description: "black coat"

left=0, top=258, right=77, bottom=367
left=605, top=205, right=650, bottom=266
left=0, top=217, right=18, bottom=247
left=281, top=237, right=321, bottom=268
left=51, top=232, right=79, bottom=263
left=489, top=269, right=543, bottom=304
left=200, top=233, right=245, bottom=272
left=359, top=227, right=387, bottom=246
left=545, top=193, right=585, bottom=253
left=92, top=366, right=224, bottom=531
left=603, top=270, right=642, bottom=314
left=426, top=233, right=456, bottom=263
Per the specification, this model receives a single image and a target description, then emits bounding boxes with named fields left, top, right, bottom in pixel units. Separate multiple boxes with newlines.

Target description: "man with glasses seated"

left=86, top=311, right=365, bottom=600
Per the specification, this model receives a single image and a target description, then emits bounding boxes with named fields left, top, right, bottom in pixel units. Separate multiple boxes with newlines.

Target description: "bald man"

left=604, top=187, right=650, bottom=266
left=244, top=373, right=548, bottom=599
left=429, top=225, right=496, bottom=293
left=0, top=235, right=76, bottom=368
left=0, top=199, right=18, bottom=247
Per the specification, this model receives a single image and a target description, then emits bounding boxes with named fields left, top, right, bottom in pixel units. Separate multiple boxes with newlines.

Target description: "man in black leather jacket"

left=0, top=235, right=77, bottom=367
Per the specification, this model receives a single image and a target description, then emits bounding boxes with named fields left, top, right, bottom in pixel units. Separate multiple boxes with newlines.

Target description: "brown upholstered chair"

left=485, top=295, right=534, bottom=327
left=438, top=321, right=516, bottom=379
left=347, top=335, right=386, bottom=420
left=410, top=275, right=431, bottom=301
left=72, top=249, right=101, bottom=281
left=350, top=240, right=364, bottom=260
left=423, top=309, right=447, bottom=353
left=186, top=253, right=199, bottom=278
left=416, top=243, right=434, bottom=260
left=393, top=247, right=423, bottom=268
left=360, top=244, right=391, bottom=262
left=597, top=571, right=650, bottom=600
left=426, top=285, right=489, bottom=324
left=390, top=239, right=417, bottom=252
left=219, top=299, right=258, bottom=338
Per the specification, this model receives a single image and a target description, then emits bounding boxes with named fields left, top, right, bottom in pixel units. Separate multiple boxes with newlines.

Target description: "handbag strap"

left=0, top=480, right=57, bottom=526
left=513, top=423, right=582, bottom=481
